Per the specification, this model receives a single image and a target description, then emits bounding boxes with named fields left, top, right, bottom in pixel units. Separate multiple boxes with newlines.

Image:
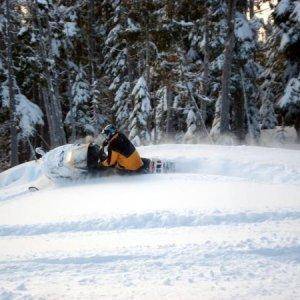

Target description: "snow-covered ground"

left=0, top=144, right=299, bottom=299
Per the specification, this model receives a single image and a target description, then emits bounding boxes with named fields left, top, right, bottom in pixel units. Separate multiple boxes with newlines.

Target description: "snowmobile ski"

left=28, top=186, right=39, bottom=192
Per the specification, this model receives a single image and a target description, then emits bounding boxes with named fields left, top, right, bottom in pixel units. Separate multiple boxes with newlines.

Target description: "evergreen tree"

left=210, top=1, right=262, bottom=143
left=113, top=81, right=131, bottom=133
left=260, top=99, right=277, bottom=129
left=0, top=60, right=44, bottom=151
left=268, top=0, right=300, bottom=141
left=278, top=76, right=300, bottom=141
left=65, top=67, right=93, bottom=136
left=129, top=76, right=151, bottom=146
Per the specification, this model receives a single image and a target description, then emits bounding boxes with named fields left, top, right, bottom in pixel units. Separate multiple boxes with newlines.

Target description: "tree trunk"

left=201, top=10, right=210, bottom=129
left=127, top=45, right=135, bottom=83
left=144, top=2, right=151, bottom=90
left=52, top=71, right=66, bottom=144
left=41, top=87, right=55, bottom=146
left=30, top=0, right=55, bottom=147
left=67, top=61, right=76, bottom=142
left=88, top=0, right=95, bottom=82
left=249, top=0, right=254, bottom=19
left=44, top=11, right=66, bottom=145
left=31, top=0, right=66, bottom=147
left=295, top=114, right=300, bottom=143
left=232, top=85, right=245, bottom=142
left=37, top=86, right=50, bottom=147
left=5, top=0, right=18, bottom=167
left=220, top=0, right=237, bottom=134
left=240, top=68, right=258, bottom=143
left=88, top=0, right=99, bottom=131
left=166, top=84, right=173, bottom=138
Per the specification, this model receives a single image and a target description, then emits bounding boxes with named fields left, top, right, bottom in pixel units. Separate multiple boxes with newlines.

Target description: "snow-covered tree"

left=0, top=60, right=44, bottom=141
left=113, top=81, right=131, bottom=133
left=260, top=99, right=277, bottom=129
left=129, top=76, right=151, bottom=146
left=102, top=1, right=140, bottom=133
left=210, top=1, right=262, bottom=143
left=259, top=0, right=299, bottom=141
left=65, top=68, right=93, bottom=136
left=278, top=76, right=300, bottom=141
left=155, top=86, right=168, bottom=142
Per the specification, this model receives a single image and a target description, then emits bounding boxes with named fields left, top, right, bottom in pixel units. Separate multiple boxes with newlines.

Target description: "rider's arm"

left=101, top=148, right=118, bottom=167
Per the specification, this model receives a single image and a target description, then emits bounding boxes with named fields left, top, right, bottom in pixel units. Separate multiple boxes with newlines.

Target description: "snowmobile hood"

left=65, top=144, right=89, bottom=170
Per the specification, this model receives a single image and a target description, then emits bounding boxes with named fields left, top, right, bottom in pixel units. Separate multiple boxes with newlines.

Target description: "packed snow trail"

left=0, top=144, right=299, bottom=299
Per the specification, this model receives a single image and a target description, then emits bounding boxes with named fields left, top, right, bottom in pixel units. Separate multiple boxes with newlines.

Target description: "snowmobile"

left=42, top=143, right=175, bottom=181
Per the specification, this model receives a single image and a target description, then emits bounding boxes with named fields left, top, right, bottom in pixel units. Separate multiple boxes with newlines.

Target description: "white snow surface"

left=0, top=144, right=300, bottom=299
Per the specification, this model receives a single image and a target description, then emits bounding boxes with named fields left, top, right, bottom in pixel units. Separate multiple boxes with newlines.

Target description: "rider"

left=99, top=124, right=144, bottom=172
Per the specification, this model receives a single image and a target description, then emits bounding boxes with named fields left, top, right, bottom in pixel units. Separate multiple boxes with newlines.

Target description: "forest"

left=0, top=0, right=299, bottom=170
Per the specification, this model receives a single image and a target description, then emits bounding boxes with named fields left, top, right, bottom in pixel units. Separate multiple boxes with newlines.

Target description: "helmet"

left=102, top=124, right=117, bottom=140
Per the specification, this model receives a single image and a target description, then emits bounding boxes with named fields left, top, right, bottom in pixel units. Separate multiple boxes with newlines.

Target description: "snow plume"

left=15, top=94, right=44, bottom=139
left=278, top=76, right=300, bottom=108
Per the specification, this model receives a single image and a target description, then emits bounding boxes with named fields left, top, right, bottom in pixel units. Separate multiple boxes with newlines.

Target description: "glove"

left=102, top=139, right=108, bottom=147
